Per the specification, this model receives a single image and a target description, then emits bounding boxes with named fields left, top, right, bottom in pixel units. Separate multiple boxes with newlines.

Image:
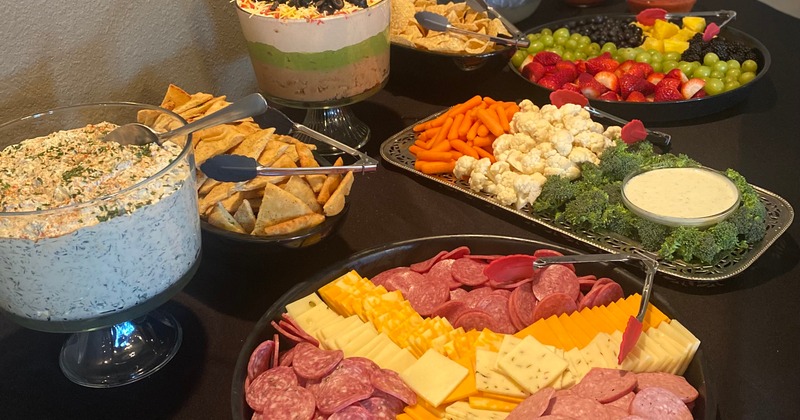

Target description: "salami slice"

left=451, top=258, right=489, bottom=286
left=247, top=340, right=275, bottom=382
left=341, top=357, right=381, bottom=378
left=588, top=282, right=625, bottom=309
left=507, top=387, right=555, bottom=420
left=573, top=368, right=637, bottom=403
left=431, top=299, right=468, bottom=324
left=425, top=259, right=461, bottom=290
left=272, top=320, right=306, bottom=345
left=279, top=346, right=297, bottom=368
left=630, top=387, right=693, bottom=420
left=360, top=396, right=403, bottom=419
left=484, top=254, right=536, bottom=285
left=635, top=372, right=699, bottom=404
left=509, top=282, right=537, bottom=329
left=532, top=292, right=578, bottom=322
left=533, top=249, right=575, bottom=272
left=604, top=391, right=635, bottom=412
left=279, top=315, right=322, bottom=347
left=255, top=384, right=316, bottom=420
left=404, top=273, right=450, bottom=317
left=328, top=405, right=374, bottom=420
left=546, top=395, right=612, bottom=419
left=531, top=264, right=580, bottom=302
left=442, top=246, right=471, bottom=260
left=369, top=267, right=412, bottom=289
left=246, top=366, right=299, bottom=412
left=273, top=334, right=281, bottom=372
left=370, top=368, right=417, bottom=405
left=453, top=309, right=497, bottom=332
left=472, top=292, right=515, bottom=334
left=292, top=342, right=344, bottom=380
left=409, top=250, right=447, bottom=273
left=316, top=367, right=374, bottom=414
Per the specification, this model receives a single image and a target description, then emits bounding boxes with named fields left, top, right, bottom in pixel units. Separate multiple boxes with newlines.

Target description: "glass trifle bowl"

left=0, top=102, right=202, bottom=387
left=235, top=0, right=391, bottom=155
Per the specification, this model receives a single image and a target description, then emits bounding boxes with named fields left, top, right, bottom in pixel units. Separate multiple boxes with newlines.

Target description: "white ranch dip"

left=623, top=167, right=740, bottom=220
left=0, top=123, right=200, bottom=324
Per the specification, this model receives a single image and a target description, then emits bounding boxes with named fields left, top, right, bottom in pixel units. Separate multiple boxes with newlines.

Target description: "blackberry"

left=564, top=17, right=643, bottom=48
left=681, top=33, right=760, bottom=63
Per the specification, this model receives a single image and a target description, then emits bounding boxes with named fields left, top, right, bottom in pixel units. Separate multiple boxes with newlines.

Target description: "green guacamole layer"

left=247, top=29, right=389, bottom=71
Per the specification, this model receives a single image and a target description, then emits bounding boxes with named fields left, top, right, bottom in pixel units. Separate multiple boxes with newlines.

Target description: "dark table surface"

left=1, top=0, right=798, bottom=419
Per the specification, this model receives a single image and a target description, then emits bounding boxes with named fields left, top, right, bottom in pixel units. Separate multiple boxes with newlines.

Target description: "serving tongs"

left=465, top=0, right=524, bottom=40
left=200, top=107, right=378, bottom=182
left=533, top=252, right=659, bottom=364
left=550, top=90, right=671, bottom=149
left=636, top=9, right=737, bottom=41
left=414, top=11, right=530, bottom=49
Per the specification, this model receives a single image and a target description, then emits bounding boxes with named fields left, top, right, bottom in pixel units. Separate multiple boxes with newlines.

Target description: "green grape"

left=562, top=50, right=576, bottom=61
left=703, top=52, right=720, bottom=66
left=574, top=51, right=587, bottom=60
left=601, top=42, right=617, bottom=54
left=635, top=52, right=651, bottom=64
left=620, top=48, right=638, bottom=61
left=540, top=28, right=553, bottom=36
left=724, top=80, right=741, bottom=91
left=511, top=50, right=528, bottom=68
left=649, top=50, right=663, bottom=64
left=726, top=59, right=741, bottom=70
left=554, top=28, right=570, bottom=38
left=710, top=69, right=725, bottom=79
left=678, top=61, right=695, bottom=75
left=554, top=35, right=568, bottom=46
left=663, top=52, right=681, bottom=62
left=713, top=61, right=729, bottom=73
left=578, top=35, right=591, bottom=46
left=693, top=65, right=712, bottom=79
left=704, top=78, right=725, bottom=95
left=526, top=33, right=539, bottom=42
left=726, top=68, right=742, bottom=80
left=541, top=35, right=554, bottom=47
left=550, top=46, right=565, bottom=56
left=742, top=59, right=758, bottom=73
left=565, top=39, right=579, bottom=51
left=662, top=60, right=679, bottom=72
left=651, top=61, right=662, bottom=73
left=570, top=33, right=582, bottom=42
left=739, top=71, right=756, bottom=84
left=527, top=41, right=544, bottom=54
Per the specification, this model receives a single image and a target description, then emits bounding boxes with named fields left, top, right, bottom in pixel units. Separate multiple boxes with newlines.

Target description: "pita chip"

left=323, top=171, right=354, bottom=216
left=316, top=157, right=344, bottom=205
left=198, top=181, right=236, bottom=215
left=252, top=183, right=314, bottom=233
left=160, top=84, right=193, bottom=110
left=233, top=199, right=257, bottom=233
left=282, top=176, right=322, bottom=214
left=207, top=202, right=246, bottom=234
left=260, top=213, right=325, bottom=236
left=194, top=126, right=245, bottom=166
left=230, top=127, right=276, bottom=159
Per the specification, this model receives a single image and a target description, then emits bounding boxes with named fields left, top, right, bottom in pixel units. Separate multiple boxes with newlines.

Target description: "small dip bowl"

left=621, top=166, right=741, bottom=228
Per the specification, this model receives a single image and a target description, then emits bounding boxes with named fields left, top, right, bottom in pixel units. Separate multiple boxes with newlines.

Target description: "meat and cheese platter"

left=379, top=95, right=794, bottom=283
left=232, top=235, right=714, bottom=419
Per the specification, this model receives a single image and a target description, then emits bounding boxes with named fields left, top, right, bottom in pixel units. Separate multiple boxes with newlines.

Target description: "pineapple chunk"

left=652, top=20, right=680, bottom=40
left=663, top=39, right=690, bottom=54
left=682, top=16, right=707, bottom=33
left=642, top=37, right=664, bottom=53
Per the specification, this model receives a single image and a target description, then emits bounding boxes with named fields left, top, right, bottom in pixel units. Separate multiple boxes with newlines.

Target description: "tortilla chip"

left=252, top=183, right=314, bottom=233
left=283, top=176, right=322, bottom=214
left=260, top=213, right=326, bottom=236
left=233, top=199, right=257, bottom=233
left=323, top=171, right=354, bottom=216
left=207, top=202, right=246, bottom=234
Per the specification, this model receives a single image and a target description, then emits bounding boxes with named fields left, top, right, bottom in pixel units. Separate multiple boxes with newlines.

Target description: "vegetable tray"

left=379, top=115, right=795, bottom=284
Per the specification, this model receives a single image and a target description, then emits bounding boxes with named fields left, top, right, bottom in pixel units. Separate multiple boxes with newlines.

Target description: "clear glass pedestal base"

left=298, top=106, right=370, bottom=156
left=59, top=308, right=182, bottom=388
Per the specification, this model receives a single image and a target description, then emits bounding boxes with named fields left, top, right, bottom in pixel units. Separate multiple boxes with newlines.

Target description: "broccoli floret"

left=560, top=188, right=610, bottom=230
left=603, top=180, right=624, bottom=205
left=659, top=226, right=704, bottom=262
left=575, top=162, right=608, bottom=192
left=635, top=218, right=673, bottom=251
left=645, top=152, right=700, bottom=169
left=532, top=175, right=579, bottom=215
left=598, top=141, right=647, bottom=181
left=726, top=169, right=768, bottom=243
left=710, top=220, right=740, bottom=251
left=602, top=203, right=639, bottom=238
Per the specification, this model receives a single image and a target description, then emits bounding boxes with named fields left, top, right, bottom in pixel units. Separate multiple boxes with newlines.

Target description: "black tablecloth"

left=2, top=0, right=798, bottom=418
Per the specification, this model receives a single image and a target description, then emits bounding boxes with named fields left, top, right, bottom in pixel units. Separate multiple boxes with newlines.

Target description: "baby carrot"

left=492, top=103, right=510, bottom=132
left=466, top=119, right=481, bottom=141
left=446, top=95, right=483, bottom=118
left=448, top=113, right=464, bottom=140
left=417, top=160, right=456, bottom=175
left=430, top=139, right=453, bottom=152
left=458, top=112, right=473, bottom=137
left=472, top=135, right=493, bottom=148
left=476, top=124, right=489, bottom=138
left=476, top=107, right=505, bottom=137
left=416, top=150, right=453, bottom=161
left=409, top=144, right=425, bottom=156
left=474, top=146, right=496, bottom=163
left=483, top=96, right=497, bottom=105
left=433, top=116, right=454, bottom=144
left=450, top=139, right=479, bottom=159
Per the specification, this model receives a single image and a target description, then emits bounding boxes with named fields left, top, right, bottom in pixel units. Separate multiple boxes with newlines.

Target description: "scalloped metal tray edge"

left=379, top=115, right=794, bottom=284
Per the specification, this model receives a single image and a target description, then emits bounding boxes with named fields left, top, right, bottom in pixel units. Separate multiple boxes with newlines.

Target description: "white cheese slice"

left=496, top=336, right=568, bottom=394
left=637, top=331, right=671, bottom=372
left=342, top=324, right=379, bottom=357
left=645, top=328, right=684, bottom=374
left=400, top=349, right=468, bottom=407
left=285, top=293, right=327, bottom=320
left=493, top=335, right=522, bottom=372
left=317, top=315, right=361, bottom=349
left=475, top=348, right=528, bottom=398
left=384, top=348, right=417, bottom=374
left=662, top=320, right=701, bottom=375
left=364, top=333, right=396, bottom=361
left=444, top=401, right=509, bottom=420
left=293, top=304, right=340, bottom=339
left=564, top=348, right=592, bottom=380
left=579, top=340, right=610, bottom=369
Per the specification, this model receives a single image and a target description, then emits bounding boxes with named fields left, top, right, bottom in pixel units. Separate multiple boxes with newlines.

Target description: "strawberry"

left=656, top=77, right=682, bottom=92
left=665, top=68, right=689, bottom=84
left=552, top=69, right=578, bottom=86
left=626, top=91, right=648, bottom=102
left=646, top=72, right=665, bottom=86
left=619, top=74, right=655, bottom=99
left=533, top=51, right=562, bottom=66
left=692, top=89, right=708, bottom=99
left=616, top=60, right=636, bottom=78
left=630, top=62, right=654, bottom=78
left=681, top=78, right=706, bottom=99
left=560, top=82, right=581, bottom=93
left=577, top=72, right=608, bottom=98
left=522, top=61, right=547, bottom=83
left=585, top=52, right=619, bottom=75
left=574, top=59, right=587, bottom=74
left=599, top=91, right=621, bottom=101
left=554, top=60, right=579, bottom=82
left=594, top=71, right=619, bottom=92
left=537, top=75, right=562, bottom=91
left=654, top=86, right=684, bottom=102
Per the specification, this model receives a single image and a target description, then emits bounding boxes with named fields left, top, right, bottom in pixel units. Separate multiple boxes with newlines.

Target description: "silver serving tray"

left=380, top=116, right=794, bottom=284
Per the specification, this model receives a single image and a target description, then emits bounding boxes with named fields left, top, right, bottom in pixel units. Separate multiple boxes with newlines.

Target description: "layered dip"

left=0, top=105, right=201, bottom=332
left=235, top=0, right=391, bottom=107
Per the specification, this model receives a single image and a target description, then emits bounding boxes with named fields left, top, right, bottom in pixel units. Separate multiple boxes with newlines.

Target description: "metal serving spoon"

left=200, top=107, right=378, bottom=182
left=533, top=252, right=658, bottom=364
left=415, top=11, right=530, bottom=49
left=465, top=0, right=524, bottom=39
left=104, top=93, right=268, bottom=146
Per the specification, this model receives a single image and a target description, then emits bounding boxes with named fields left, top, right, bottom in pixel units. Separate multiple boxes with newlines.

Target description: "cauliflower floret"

left=453, top=155, right=478, bottom=180
left=493, top=171, right=520, bottom=206
left=556, top=103, right=586, bottom=119
left=573, top=131, right=610, bottom=155
left=544, top=154, right=581, bottom=180
left=538, top=104, right=563, bottom=126
left=511, top=113, right=554, bottom=143
left=488, top=161, right=511, bottom=184
left=551, top=128, right=574, bottom=156
left=603, top=125, right=622, bottom=140
left=562, top=113, right=596, bottom=136
left=467, top=158, right=495, bottom=193
left=568, top=146, right=600, bottom=165
left=517, top=99, right=539, bottom=113
left=513, top=173, right=547, bottom=209
left=493, top=133, right=536, bottom=161
left=506, top=148, right=546, bottom=175
left=537, top=141, right=557, bottom=158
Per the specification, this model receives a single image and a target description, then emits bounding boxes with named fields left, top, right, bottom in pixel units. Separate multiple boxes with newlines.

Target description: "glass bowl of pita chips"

left=390, top=0, right=516, bottom=72
left=156, top=84, right=354, bottom=248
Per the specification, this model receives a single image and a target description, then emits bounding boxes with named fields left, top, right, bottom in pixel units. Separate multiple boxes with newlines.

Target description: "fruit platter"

left=380, top=95, right=794, bottom=283
left=508, top=13, right=771, bottom=122
left=233, top=235, right=714, bottom=419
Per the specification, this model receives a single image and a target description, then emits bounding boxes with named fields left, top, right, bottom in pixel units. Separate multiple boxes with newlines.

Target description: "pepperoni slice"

left=635, top=372, right=699, bottom=404
left=572, top=367, right=637, bottom=403
left=453, top=309, right=497, bottom=332
left=507, top=387, right=555, bottom=420
left=451, top=258, right=489, bottom=286
left=370, top=368, right=417, bottom=406
left=532, top=292, right=577, bottom=322
left=442, top=246, right=471, bottom=260
left=531, top=264, right=580, bottom=302
left=292, top=342, right=344, bottom=381
left=431, top=299, right=468, bottom=324
left=630, top=387, right=693, bottom=420
left=472, top=292, right=515, bottom=334
left=546, top=395, right=612, bottom=419
left=410, top=250, right=447, bottom=273
left=425, top=259, right=461, bottom=290
left=370, top=267, right=412, bottom=289
left=590, top=282, right=624, bottom=308
left=509, top=282, right=537, bottom=328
